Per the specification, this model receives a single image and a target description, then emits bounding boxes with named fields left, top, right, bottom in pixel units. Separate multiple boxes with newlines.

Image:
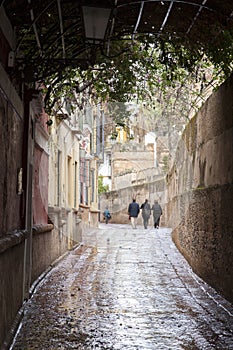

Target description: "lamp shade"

left=82, top=6, right=111, bottom=41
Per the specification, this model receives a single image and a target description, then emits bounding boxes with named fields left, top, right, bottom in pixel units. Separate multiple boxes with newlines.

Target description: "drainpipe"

left=22, top=88, right=35, bottom=301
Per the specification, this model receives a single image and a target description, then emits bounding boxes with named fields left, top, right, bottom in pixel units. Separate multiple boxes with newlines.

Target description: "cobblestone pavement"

left=11, top=225, right=233, bottom=350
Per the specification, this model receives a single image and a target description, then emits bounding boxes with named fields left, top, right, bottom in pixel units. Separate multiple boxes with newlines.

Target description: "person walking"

left=140, top=199, right=151, bottom=229
left=151, top=200, right=162, bottom=229
left=128, top=198, right=140, bottom=229
left=103, top=207, right=111, bottom=224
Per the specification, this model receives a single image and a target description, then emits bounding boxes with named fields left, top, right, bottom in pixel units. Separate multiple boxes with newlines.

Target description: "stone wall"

left=0, top=225, right=69, bottom=349
left=0, top=66, right=26, bottom=349
left=100, top=176, right=166, bottom=226
left=0, top=231, right=26, bottom=350
left=31, top=224, right=68, bottom=283
left=112, top=147, right=155, bottom=175
left=166, top=74, right=233, bottom=302
left=113, top=167, right=162, bottom=190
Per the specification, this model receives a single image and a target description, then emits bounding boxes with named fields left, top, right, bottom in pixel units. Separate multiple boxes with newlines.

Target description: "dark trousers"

left=154, top=217, right=160, bottom=228
left=143, top=217, right=149, bottom=229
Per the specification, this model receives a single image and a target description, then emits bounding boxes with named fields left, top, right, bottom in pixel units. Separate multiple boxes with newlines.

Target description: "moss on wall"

left=166, top=74, right=233, bottom=302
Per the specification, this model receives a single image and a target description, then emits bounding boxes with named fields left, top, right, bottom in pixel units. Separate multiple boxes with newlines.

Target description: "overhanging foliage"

left=41, top=32, right=232, bottom=115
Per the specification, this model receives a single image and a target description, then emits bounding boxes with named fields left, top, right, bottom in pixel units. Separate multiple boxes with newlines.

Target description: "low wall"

left=90, top=208, right=100, bottom=228
left=166, top=74, right=233, bottom=302
left=0, top=231, right=26, bottom=350
left=0, top=224, right=69, bottom=349
left=78, top=204, right=100, bottom=232
left=48, top=206, right=83, bottom=250
left=31, top=224, right=67, bottom=283
left=100, top=176, right=166, bottom=226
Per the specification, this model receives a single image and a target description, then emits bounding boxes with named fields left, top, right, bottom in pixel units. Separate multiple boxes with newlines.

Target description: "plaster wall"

left=166, top=74, right=233, bottom=302
left=33, top=143, right=49, bottom=224
left=47, top=118, right=83, bottom=247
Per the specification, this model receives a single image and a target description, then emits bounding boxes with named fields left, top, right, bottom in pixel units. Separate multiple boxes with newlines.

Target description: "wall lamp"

left=46, top=119, right=53, bottom=126
left=82, top=6, right=112, bottom=43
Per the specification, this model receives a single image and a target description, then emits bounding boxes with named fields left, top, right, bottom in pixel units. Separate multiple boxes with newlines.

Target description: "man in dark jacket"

left=128, top=198, right=140, bottom=229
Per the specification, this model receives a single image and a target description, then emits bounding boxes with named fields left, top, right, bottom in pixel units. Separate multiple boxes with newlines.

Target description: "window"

left=74, top=161, right=77, bottom=208
left=67, top=156, right=72, bottom=207
left=57, top=151, right=61, bottom=206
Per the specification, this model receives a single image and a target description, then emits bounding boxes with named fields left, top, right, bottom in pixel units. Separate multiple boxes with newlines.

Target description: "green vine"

left=40, top=33, right=233, bottom=115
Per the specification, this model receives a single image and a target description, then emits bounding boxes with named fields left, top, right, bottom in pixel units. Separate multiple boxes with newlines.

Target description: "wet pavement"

left=10, top=224, right=233, bottom=350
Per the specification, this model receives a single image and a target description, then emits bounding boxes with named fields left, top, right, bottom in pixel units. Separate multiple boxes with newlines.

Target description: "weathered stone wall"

left=0, top=225, right=70, bottom=349
left=166, top=74, right=233, bottom=302
left=112, top=148, right=155, bottom=175
left=31, top=224, right=68, bottom=283
left=113, top=167, right=162, bottom=190
left=0, top=231, right=26, bottom=349
left=0, top=67, right=27, bottom=349
left=111, top=143, right=155, bottom=190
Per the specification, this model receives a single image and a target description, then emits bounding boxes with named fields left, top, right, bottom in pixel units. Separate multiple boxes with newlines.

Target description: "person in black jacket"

left=128, top=198, right=140, bottom=229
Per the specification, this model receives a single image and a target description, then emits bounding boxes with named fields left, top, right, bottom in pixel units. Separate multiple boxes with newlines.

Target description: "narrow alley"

left=10, top=225, right=233, bottom=350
